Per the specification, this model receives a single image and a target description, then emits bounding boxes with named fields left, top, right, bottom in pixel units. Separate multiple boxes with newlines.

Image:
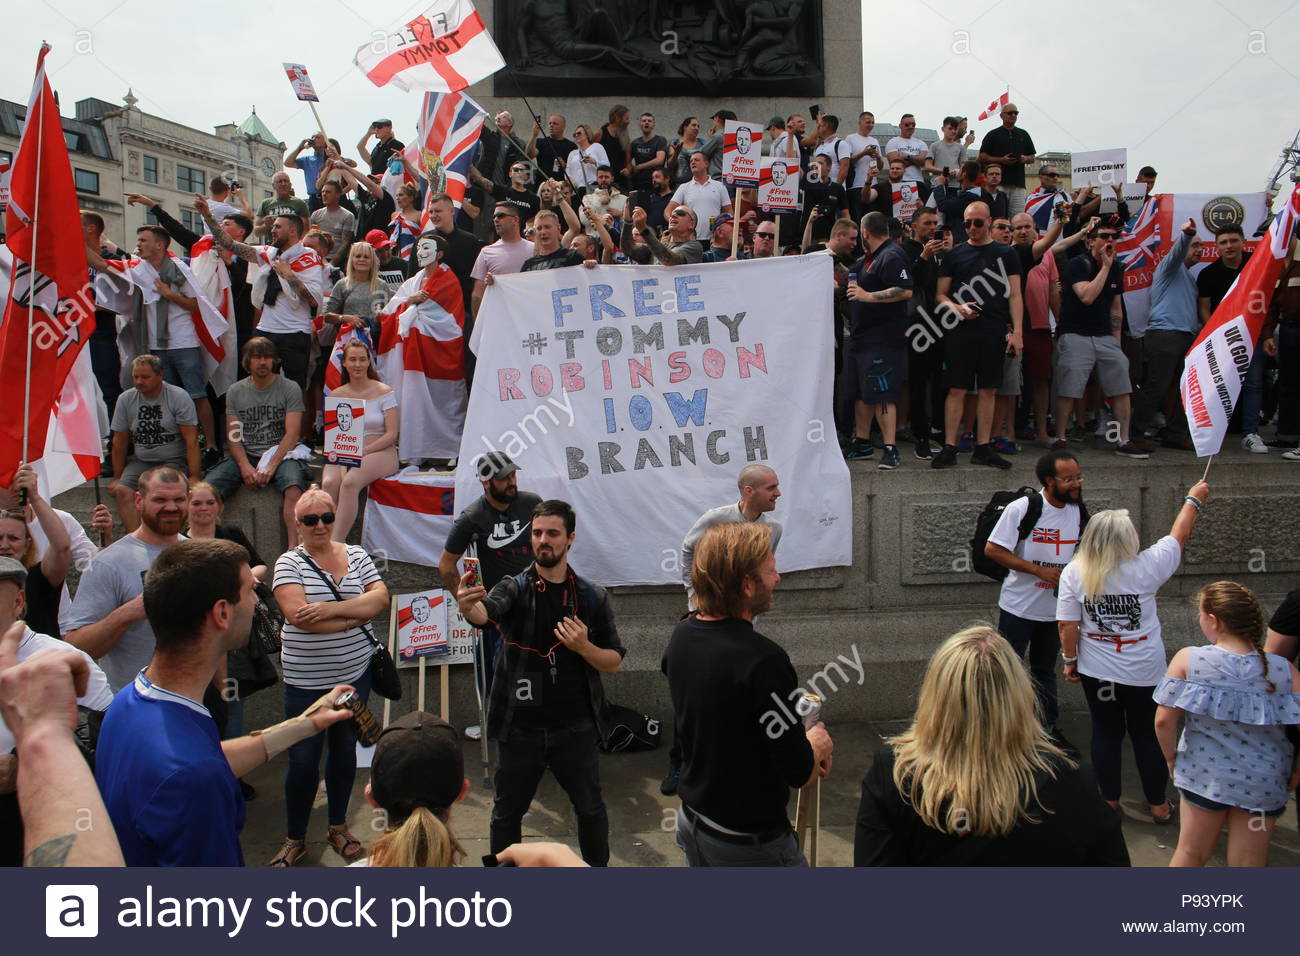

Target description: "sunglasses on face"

left=671, top=210, right=692, bottom=217
left=1096, top=232, right=1120, bottom=241
left=492, top=212, right=515, bottom=219
left=1004, top=111, right=1019, bottom=116
left=964, top=218, right=986, bottom=227
left=756, top=232, right=776, bottom=238
left=299, top=511, right=335, bottom=527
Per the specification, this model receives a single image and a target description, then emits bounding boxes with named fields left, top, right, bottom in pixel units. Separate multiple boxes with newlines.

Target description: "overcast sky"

left=4, top=0, right=1298, bottom=197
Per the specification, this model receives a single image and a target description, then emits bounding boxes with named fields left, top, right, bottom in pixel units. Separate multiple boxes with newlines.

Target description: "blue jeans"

left=282, top=670, right=370, bottom=839
left=489, top=719, right=609, bottom=865
left=158, top=346, right=207, bottom=400
left=998, top=610, right=1060, bottom=730
left=1239, top=348, right=1267, bottom=435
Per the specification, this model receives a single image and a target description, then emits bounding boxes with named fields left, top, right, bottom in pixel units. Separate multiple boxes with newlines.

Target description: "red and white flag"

left=977, top=91, right=1009, bottom=121
left=0, top=45, right=98, bottom=489
left=360, top=472, right=456, bottom=568
left=376, top=264, right=468, bottom=460
left=1180, top=183, right=1300, bottom=456
left=354, top=0, right=505, bottom=93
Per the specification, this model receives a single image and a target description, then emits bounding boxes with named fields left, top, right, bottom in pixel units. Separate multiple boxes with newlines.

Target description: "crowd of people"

left=0, top=101, right=1298, bottom=871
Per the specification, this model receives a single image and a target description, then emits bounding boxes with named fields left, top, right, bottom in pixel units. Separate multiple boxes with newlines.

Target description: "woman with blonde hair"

left=855, top=625, right=1127, bottom=864
left=1155, top=581, right=1300, bottom=866
left=322, top=241, right=391, bottom=343
left=270, top=485, right=389, bottom=866
left=0, top=464, right=71, bottom=638
left=320, top=339, right=399, bottom=540
left=1057, top=481, right=1209, bottom=824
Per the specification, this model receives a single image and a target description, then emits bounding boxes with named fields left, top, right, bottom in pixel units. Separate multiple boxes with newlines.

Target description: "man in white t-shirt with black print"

left=984, top=450, right=1086, bottom=739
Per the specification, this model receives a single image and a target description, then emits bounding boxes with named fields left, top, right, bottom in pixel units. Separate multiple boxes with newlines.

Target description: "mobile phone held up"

left=461, top=556, right=481, bottom=590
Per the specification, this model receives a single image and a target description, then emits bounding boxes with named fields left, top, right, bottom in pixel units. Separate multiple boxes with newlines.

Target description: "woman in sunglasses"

left=269, top=485, right=390, bottom=867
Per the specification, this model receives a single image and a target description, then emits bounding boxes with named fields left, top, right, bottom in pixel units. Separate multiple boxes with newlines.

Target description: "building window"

left=145, top=208, right=160, bottom=226
left=181, top=209, right=203, bottom=234
left=0, top=149, right=11, bottom=165
left=64, top=131, right=79, bottom=152
left=177, top=163, right=205, bottom=193
left=74, top=169, right=100, bottom=194
left=143, top=155, right=158, bottom=184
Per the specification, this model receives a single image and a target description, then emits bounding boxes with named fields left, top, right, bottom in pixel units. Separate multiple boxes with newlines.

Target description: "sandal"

left=1150, top=801, right=1176, bottom=825
left=327, top=826, right=366, bottom=861
left=269, top=839, right=307, bottom=868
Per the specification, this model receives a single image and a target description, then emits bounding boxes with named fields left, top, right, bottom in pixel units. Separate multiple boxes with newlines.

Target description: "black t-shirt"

left=981, top=188, right=1009, bottom=222
left=978, top=126, right=1036, bottom=188
left=629, top=135, right=669, bottom=189
left=509, top=576, right=588, bottom=729
left=489, top=184, right=541, bottom=224
left=1196, top=255, right=1250, bottom=311
left=641, top=189, right=673, bottom=232
left=444, top=491, right=543, bottom=589
left=437, top=227, right=483, bottom=309
left=938, top=240, right=1021, bottom=329
left=1269, top=588, right=1300, bottom=644
left=800, top=181, right=848, bottom=242
left=368, top=136, right=405, bottom=177
left=24, top=564, right=61, bottom=640
left=522, top=248, right=585, bottom=272
left=849, top=239, right=915, bottom=347
left=598, top=125, right=629, bottom=181
left=854, top=747, right=1129, bottom=866
left=663, top=616, right=815, bottom=832
left=353, top=187, right=397, bottom=238
left=535, top=136, right=578, bottom=183
left=1060, top=253, right=1125, bottom=336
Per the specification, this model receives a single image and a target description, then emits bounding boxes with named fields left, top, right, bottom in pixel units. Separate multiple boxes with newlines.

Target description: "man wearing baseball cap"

left=439, top=452, right=542, bottom=739
left=702, top=214, right=749, bottom=262
left=358, top=119, right=405, bottom=177
left=365, top=228, right=410, bottom=294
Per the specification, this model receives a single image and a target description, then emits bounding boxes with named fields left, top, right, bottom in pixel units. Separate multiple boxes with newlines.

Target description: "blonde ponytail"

left=368, top=806, right=465, bottom=868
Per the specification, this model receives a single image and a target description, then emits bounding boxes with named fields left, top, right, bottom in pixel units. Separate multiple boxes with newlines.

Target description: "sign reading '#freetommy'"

left=757, top=158, right=800, bottom=213
left=324, top=396, right=366, bottom=466
left=396, top=589, right=450, bottom=661
left=723, top=119, right=763, bottom=187
left=283, top=63, right=319, bottom=102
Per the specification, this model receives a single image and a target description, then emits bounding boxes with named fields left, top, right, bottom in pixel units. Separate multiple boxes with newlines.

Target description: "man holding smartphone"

left=978, top=103, right=1036, bottom=216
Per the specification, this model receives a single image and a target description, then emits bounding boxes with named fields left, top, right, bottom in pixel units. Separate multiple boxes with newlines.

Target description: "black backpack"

left=970, top=488, right=1090, bottom=581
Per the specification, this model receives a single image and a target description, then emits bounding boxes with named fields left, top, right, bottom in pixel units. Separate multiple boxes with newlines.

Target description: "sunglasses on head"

left=964, top=218, right=986, bottom=227
left=299, top=511, right=335, bottom=527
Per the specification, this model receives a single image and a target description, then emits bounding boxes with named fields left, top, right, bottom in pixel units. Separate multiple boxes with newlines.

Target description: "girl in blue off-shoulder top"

left=1155, top=581, right=1300, bottom=867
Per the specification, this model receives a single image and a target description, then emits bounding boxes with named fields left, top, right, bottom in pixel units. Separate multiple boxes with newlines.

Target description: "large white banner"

left=458, top=257, right=853, bottom=587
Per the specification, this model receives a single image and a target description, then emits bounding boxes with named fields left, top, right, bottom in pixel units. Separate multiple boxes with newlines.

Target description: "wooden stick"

left=439, top=664, right=450, bottom=723
left=383, top=595, right=397, bottom=727
left=730, top=188, right=745, bottom=260
left=417, top=656, right=426, bottom=712
left=1201, top=454, right=1214, bottom=483
left=308, top=102, right=329, bottom=144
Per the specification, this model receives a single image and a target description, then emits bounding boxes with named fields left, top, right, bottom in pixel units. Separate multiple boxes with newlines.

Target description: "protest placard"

left=395, top=588, right=451, bottom=663
left=283, top=63, right=319, bottom=102
left=324, top=396, right=365, bottom=467
left=1071, top=148, right=1127, bottom=188
left=722, top=119, right=763, bottom=187
left=758, top=157, right=800, bottom=213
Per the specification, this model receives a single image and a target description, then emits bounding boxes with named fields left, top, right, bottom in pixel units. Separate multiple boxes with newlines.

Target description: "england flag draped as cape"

left=377, top=263, right=467, bottom=459
left=95, top=240, right=237, bottom=395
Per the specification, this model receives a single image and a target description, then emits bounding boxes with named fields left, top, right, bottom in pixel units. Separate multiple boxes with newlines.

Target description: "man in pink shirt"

left=1011, top=212, right=1062, bottom=444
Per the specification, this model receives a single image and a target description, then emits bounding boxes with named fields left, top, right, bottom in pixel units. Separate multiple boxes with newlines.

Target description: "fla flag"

left=361, top=473, right=457, bottom=568
left=0, top=45, right=99, bottom=491
left=1180, top=183, right=1299, bottom=456
left=977, top=91, right=1009, bottom=121
left=354, top=1, right=505, bottom=93
left=376, top=265, right=468, bottom=460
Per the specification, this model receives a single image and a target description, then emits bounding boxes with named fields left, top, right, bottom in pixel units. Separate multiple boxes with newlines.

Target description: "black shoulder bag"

left=295, top=546, right=402, bottom=701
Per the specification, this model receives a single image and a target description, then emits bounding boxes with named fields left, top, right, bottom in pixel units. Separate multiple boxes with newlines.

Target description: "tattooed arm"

left=847, top=285, right=912, bottom=303
left=0, top=624, right=123, bottom=866
left=193, top=196, right=261, bottom=265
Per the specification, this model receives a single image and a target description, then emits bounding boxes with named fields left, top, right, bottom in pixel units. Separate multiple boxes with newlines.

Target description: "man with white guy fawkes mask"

left=377, top=231, right=469, bottom=465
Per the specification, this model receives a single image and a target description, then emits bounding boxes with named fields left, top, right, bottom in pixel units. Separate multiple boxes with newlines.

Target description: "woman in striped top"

left=270, top=486, right=389, bottom=867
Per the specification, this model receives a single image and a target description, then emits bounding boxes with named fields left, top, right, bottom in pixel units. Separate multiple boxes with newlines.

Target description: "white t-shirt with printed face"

left=884, top=135, right=928, bottom=182
left=1056, top=535, right=1183, bottom=687
left=988, top=492, right=1081, bottom=622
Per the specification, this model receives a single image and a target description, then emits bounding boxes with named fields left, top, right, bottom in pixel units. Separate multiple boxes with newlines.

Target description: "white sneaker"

left=1282, top=447, right=1300, bottom=461
left=1242, top=433, right=1269, bottom=454
left=464, top=724, right=482, bottom=740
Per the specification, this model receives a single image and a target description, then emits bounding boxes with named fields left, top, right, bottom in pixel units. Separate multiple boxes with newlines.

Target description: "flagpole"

left=21, top=45, right=49, bottom=505
left=307, top=102, right=329, bottom=145
left=1201, top=454, right=1214, bottom=483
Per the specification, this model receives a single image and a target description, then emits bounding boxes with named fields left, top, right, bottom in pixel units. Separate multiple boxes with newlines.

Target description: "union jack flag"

left=405, top=89, right=487, bottom=226
left=390, top=213, right=421, bottom=261
left=1115, top=194, right=1164, bottom=272
left=1024, top=187, right=1065, bottom=232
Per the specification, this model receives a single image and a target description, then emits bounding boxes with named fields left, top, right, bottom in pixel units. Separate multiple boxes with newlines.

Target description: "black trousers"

left=1080, top=674, right=1168, bottom=805
left=490, top=719, right=609, bottom=866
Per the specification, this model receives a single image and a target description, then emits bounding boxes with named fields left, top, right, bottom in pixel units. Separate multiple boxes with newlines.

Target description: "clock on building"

left=261, top=157, right=275, bottom=174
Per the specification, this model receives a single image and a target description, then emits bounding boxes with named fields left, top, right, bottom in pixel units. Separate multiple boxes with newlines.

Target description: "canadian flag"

left=978, top=91, right=1009, bottom=121
left=376, top=264, right=468, bottom=460
left=1180, top=182, right=1299, bottom=456
left=0, top=45, right=99, bottom=491
left=360, top=472, right=457, bottom=568
left=354, top=0, right=506, bottom=93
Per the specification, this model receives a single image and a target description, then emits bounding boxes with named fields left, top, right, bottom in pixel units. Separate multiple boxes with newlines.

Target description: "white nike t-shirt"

left=988, top=492, right=1081, bottom=622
